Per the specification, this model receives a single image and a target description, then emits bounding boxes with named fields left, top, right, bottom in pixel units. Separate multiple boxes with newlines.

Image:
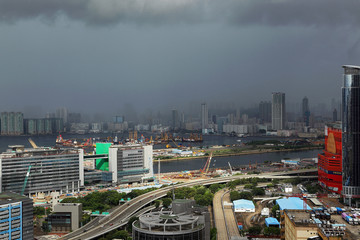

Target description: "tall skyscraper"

left=201, top=103, right=208, bottom=131
left=333, top=108, right=338, bottom=122
left=171, top=109, right=180, bottom=129
left=259, top=101, right=272, bottom=123
left=342, top=65, right=360, bottom=204
left=271, top=93, right=286, bottom=130
left=302, top=96, right=310, bottom=126
left=0, top=112, right=24, bottom=135
left=56, top=107, right=68, bottom=124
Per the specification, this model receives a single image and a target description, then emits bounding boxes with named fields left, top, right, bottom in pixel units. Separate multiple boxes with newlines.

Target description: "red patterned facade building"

left=318, top=123, right=342, bottom=194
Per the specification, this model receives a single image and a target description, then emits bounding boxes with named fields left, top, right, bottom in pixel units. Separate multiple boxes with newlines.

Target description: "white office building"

left=109, top=144, right=153, bottom=184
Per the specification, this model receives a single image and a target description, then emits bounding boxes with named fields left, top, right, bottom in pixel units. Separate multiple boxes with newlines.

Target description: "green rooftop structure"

left=95, top=143, right=112, bottom=171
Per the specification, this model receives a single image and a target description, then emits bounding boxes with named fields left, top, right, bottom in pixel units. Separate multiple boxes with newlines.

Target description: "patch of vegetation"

left=33, top=206, right=51, bottom=218
left=247, top=226, right=262, bottom=235
left=168, top=186, right=214, bottom=206
left=251, top=187, right=265, bottom=196
left=272, top=204, right=280, bottom=220
left=61, top=188, right=158, bottom=212
left=264, top=227, right=280, bottom=236
left=210, top=227, right=217, bottom=240
left=230, top=191, right=253, bottom=201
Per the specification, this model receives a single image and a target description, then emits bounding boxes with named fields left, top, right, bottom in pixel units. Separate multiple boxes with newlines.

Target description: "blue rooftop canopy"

left=233, top=199, right=255, bottom=209
left=265, top=217, right=280, bottom=227
left=276, top=197, right=311, bottom=210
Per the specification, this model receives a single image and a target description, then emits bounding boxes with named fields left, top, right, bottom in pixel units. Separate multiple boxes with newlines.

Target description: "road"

left=223, top=191, right=242, bottom=239
left=60, top=169, right=317, bottom=239
left=213, top=189, right=229, bottom=240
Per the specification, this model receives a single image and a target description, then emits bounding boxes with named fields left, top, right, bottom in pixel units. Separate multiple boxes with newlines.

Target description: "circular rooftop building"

left=132, top=211, right=206, bottom=240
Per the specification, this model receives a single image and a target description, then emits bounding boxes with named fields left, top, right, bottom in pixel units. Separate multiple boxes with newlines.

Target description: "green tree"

left=226, top=181, right=237, bottom=190
left=195, top=186, right=207, bottom=195
left=210, top=227, right=217, bottom=240
left=238, top=191, right=253, bottom=200
left=230, top=191, right=241, bottom=201
left=33, top=206, right=51, bottom=217
left=112, top=230, right=130, bottom=239
left=209, top=183, right=221, bottom=194
left=127, top=216, right=139, bottom=233
left=248, top=226, right=262, bottom=235
left=154, top=200, right=161, bottom=208
left=264, top=227, right=280, bottom=236
left=251, top=187, right=265, bottom=196
left=162, top=198, right=172, bottom=208
left=42, top=221, right=50, bottom=233
left=272, top=204, right=280, bottom=219
left=244, top=184, right=254, bottom=189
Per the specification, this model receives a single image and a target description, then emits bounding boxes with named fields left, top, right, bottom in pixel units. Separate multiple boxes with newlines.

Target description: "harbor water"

left=0, top=134, right=321, bottom=173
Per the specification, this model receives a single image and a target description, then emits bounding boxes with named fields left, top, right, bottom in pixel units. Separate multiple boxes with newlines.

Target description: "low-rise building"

left=47, top=203, right=83, bottom=232
left=283, top=210, right=345, bottom=240
left=233, top=199, right=255, bottom=213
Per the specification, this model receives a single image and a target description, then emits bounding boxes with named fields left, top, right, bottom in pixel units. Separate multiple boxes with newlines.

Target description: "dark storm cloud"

left=0, top=0, right=360, bottom=26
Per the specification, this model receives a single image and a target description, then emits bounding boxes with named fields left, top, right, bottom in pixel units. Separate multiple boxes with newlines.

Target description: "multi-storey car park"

left=0, top=145, right=83, bottom=196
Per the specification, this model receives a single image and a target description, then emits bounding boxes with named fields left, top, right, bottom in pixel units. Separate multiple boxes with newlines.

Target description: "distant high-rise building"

left=45, top=112, right=55, bottom=119
left=0, top=112, right=24, bottom=135
left=25, top=119, right=37, bottom=135
left=333, top=108, right=338, bottom=122
left=211, top=115, right=217, bottom=124
left=171, top=109, right=180, bottom=129
left=272, top=93, right=286, bottom=130
left=68, top=113, right=81, bottom=123
left=235, top=109, right=241, bottom=123
left=228, top=113, right=235, bottom=124
left=342, top=65, right=360, bottom=204
left=302, top=97, right=310, bottom=126
left=259, top=101, right=271, bottom=123
left=56, top=107, right=68, bottom=124
left=201, top=103, right=208, bottom=130
left=113, top=116, right=124, bottom=124
left=180, top=112, right=185, bottom=128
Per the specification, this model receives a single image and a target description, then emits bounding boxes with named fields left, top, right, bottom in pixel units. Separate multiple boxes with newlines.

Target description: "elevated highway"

left=60, top=169, right=317, bottom=239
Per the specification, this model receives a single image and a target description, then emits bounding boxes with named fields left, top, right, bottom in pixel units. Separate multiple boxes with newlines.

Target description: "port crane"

left=28, top=138, right=38, bottom=149
left=166, top=138, right=183, bottom=149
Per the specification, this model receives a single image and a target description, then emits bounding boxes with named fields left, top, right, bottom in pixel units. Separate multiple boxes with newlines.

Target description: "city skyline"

left=0, top=1, right=356, bottom=115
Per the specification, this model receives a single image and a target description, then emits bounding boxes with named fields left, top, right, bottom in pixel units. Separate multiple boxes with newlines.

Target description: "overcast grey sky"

left=0, top=0, right=358, bottom=117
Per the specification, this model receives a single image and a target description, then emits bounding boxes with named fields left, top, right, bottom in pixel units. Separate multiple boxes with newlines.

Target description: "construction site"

left=55, top=131, right=203, bottom=149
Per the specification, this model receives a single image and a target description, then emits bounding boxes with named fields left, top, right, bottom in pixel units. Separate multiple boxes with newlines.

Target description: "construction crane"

left=21, top=166, right=32, bottom=196
left=201, top=152, right=213, bottom=174
left=228, top=162, right=233, bottom=175
left=28, top=138, right=38, bottom=149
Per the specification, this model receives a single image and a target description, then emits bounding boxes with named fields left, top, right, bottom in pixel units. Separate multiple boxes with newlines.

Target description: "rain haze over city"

left=0, top=0, right=358, bottom=120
